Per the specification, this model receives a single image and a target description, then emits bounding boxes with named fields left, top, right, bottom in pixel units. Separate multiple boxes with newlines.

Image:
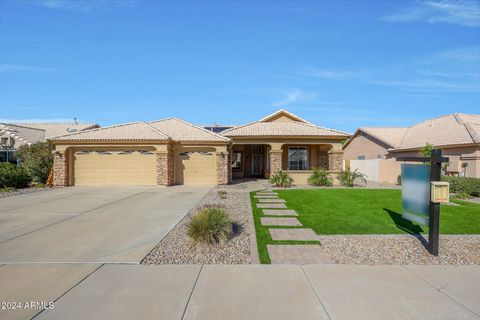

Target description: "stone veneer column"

left=328, top=150, right=344, bottom=171
left=318, top=151, right=329, bottom=170
left=269, top=150, right=283, bottom=175
left=53, top=151, right=69, bottom=186
left=156, top=150, right=174, bottom=186
left=216, top=151, right=230, bottom=185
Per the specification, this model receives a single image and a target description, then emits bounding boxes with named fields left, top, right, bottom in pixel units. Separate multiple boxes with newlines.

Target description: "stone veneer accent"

left=156, top=151, right=174, bottom=186
left=318, top=151, right=329, bottom=170
left=53, top=151, right=69, bottom=186
left=269, top=151, right=282, bottom=175
left=328, top=150, right=343, bottom=171
left=216, top=151, right=230, bottom=185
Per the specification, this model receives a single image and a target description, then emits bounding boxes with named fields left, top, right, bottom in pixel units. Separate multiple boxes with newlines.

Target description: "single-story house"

left=0, top=121, right=99, bottom=163
left=50, top=110, right=350, bottom=186
left=343, top=113, right=480, bottom=178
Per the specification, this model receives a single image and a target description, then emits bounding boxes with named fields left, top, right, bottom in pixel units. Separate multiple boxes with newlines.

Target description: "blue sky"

left=0, top=0, right=479, bottom=133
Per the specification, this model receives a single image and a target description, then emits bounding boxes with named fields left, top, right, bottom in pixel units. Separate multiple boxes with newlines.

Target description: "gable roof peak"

left=258, top=109, right=312, bottom=124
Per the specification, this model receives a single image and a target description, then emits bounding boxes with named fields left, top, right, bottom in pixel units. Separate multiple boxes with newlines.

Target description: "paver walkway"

left=268, top=245, right=335, bottom=264
left=261, top=217, right=302, bottom=226
left=255, top=189, right=333, bottom=264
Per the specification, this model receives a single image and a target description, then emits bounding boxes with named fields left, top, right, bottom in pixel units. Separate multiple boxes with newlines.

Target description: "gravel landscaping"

left=319, top=235, right=480, bottom=265
left=142, top=188, right=252, bottom=264
left=0, top=186, right=52, bottom=199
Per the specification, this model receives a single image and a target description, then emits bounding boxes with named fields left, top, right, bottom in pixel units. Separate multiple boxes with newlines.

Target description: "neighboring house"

left=203, top=124, right=234, bottom=133
left=0, top=123, right=46, bottom=162
left=0, top=121, right=99, bottom=163
left=50, top=110, right=350, bottom=186
left=343, top=113, right=480, bottom=178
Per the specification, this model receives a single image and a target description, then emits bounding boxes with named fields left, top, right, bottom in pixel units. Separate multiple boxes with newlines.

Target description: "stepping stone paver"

left=267, top=245, right=335, bottom=264
left=258, top=198, right=286, bottom=203
left=254, top=195, right=279, bottom=199
left=262, top=209, right=298, bottom=216
left=256, top=203, right=287, bottom=209
left=261, top=217, right=302, bottom=226
left=269, top=228, right=320, bottom=241
left=256, top=192, right=277, bottom=196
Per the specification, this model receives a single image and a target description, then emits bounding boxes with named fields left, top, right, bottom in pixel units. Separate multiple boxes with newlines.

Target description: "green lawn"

left=251, top=189, right=480, bottom=264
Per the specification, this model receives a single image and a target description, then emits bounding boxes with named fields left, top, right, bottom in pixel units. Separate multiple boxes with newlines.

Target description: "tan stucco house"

left=343, top=113, right=480, bottom=178
left=50, top=110, right=350, bottom=186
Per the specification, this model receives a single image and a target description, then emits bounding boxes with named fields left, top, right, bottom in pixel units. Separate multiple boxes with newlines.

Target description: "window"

left=377, top=154, right=382, bottom=159
left=357, top=155, right=365, bottom=160
left=252, top=145, right=264, bottom=154
left=288, top=147, right=309, bottom=170
left=232, top=152, right=242, bottom=169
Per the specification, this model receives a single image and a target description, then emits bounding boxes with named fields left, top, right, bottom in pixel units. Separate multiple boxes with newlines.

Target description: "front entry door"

left=252, top=154, right=263, bottom=176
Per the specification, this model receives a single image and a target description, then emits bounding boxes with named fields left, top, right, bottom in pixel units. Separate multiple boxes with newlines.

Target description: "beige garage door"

left=73, top=150, right=157, bottom=186
left=175, top=148, right=217, bottom=185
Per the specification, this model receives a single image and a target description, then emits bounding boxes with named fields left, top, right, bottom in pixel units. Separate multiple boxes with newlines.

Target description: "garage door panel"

left=74, top=151, right=156, bottom=186
left=175, top=149, right=216, bottom=185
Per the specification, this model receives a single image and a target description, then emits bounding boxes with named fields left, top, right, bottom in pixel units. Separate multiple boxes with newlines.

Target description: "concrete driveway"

left=0, top=186, right=211, bottom=263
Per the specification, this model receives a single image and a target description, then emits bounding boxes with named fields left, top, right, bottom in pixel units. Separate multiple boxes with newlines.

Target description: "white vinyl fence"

left=347, top=159, right=401, bottom=184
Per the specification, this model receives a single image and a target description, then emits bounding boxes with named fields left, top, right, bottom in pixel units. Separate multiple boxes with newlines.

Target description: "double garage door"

left=72, top=148, right=216, bottom=186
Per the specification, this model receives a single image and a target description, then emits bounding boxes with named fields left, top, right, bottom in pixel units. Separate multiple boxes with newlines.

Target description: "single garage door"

left=73, top=150, right=157, bottom=185
left=175, top=148, right=217, bottom=185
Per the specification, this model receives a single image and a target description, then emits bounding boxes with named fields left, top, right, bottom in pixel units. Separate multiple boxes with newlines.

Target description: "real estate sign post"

left=399, top=149, right=448, bottom=256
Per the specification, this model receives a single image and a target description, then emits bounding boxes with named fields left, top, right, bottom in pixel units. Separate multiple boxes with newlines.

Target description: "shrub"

left=308, top=168, right=332, bottom=186
left=442, top=176, right=480, bottom=197
left=420, top=143, right=435, bottom=157
left=0, top=162, right=32, bottom=189
left=218, top=190, right=227, bottom=199
left=187, top=207, right=232, bottom=244
left=337, top=168, right=367, bottom=187
left=397, top=175, right=402, bottom=185
left=269, top=170, right=294, bottom=187
left=16, top=142, right=54, bottom=184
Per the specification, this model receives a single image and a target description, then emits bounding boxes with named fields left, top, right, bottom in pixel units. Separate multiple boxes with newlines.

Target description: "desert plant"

left=218, top=190, right=227, bottom=199
left=0, top=162, right=32, bottom=189
left=269, top=170, right=294, bottom=187
left=16, top=142, right=54, bottom=183
left=308, top=168, right=332, bottom=186
left=337, top=168, right=367, bottom=187
left=187, top=207, right=232, bottom=244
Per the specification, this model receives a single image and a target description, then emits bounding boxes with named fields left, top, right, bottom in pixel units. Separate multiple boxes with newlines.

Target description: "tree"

left=421, top=143, right=435, bottom=157
left=16, top=142, right=55, bottom=184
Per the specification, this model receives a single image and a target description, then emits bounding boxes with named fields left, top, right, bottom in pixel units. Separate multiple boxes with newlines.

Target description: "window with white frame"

left=288, top=146, right=309, bottom=170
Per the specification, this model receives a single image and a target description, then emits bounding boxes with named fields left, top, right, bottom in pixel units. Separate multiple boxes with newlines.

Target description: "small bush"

left=308, top=168, right=332, bottom=186
left=187, top=207, right=232, bottom=244
left=337, top=168, right=367, bottom=187
left=269, top=170, right=293, bottom=187
left=442, top=176, right=480, bottom=197
left=16, top=142, right=54, bottom=183
left=397, top=175, right=402, bottom=185
left=0, top=162, right=32, bottom=189
left=218, top=190, right=227, bottom=199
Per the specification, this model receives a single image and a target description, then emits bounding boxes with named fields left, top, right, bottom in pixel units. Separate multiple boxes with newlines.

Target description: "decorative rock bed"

left=319, top=235, right=480, bottom=265
left=0, top=187, right=52, bottom=199
left=142, top=188, right=252, bottom=264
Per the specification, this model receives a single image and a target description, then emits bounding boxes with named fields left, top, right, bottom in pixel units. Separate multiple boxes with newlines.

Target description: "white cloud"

left=33, top=0, right=140, bottom=13
left=273, top=90, right=304, bottom=107
left=381, top=0, right=480, bottom=27
left=0, top=64, right=57, bottom=72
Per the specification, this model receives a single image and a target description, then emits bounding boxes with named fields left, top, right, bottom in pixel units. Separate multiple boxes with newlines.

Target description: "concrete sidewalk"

left=1, top=264, right=478, bottom=320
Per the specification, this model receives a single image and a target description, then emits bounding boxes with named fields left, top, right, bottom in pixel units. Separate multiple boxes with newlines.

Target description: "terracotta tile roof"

left=13, top=122, right=99, bottom=139
left=52, top=118, right=230, bottom=143
left=0, top=123, right=46, bottom=145
left=148, top=118, right=230, bottom=142
left=222, top=121, right=350, bottom=138
left=348, top=113, right=480, bottom=151
left=358, top=127, right=409, bottom=148
left=52, top=122, right=170, bottom=142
